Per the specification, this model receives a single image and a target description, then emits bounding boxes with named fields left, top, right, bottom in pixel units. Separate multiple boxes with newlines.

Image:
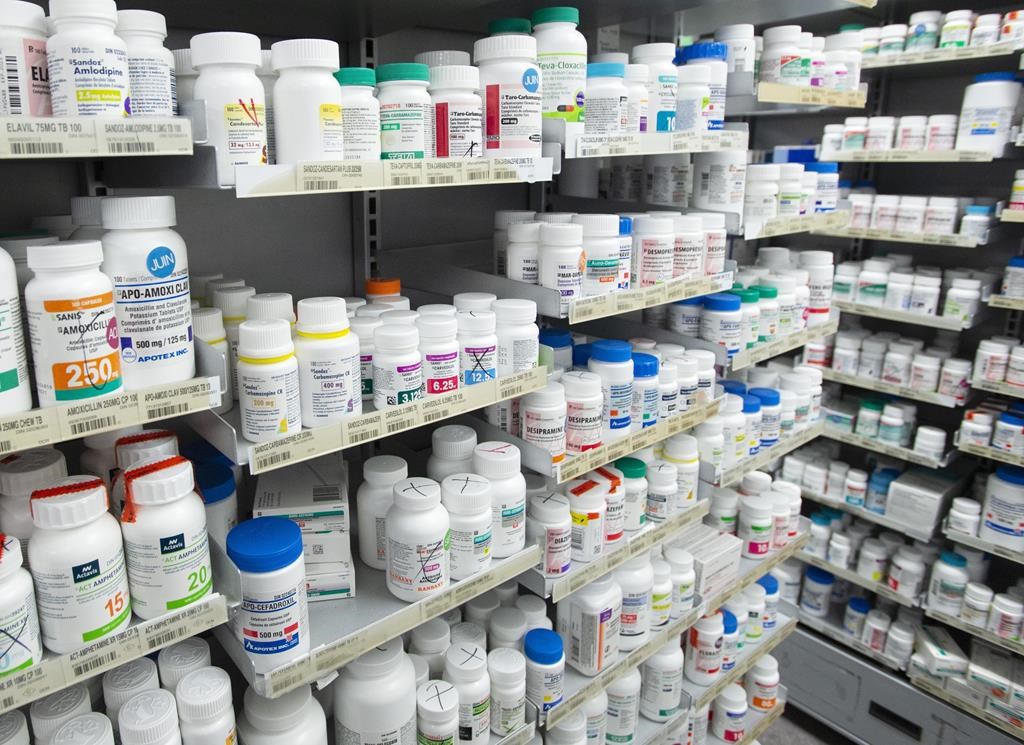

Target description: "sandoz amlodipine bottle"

left=101, top=196, right=195, bottom=390
left=271, top=38, right=345, bottom=164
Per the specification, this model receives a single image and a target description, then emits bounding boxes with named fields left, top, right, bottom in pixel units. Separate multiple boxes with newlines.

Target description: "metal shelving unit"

left=821, top=368, right=962, bottom=408
left=823, top=426, right=955, bottom=469
left=813, top=227, right=980, bottom=248
left=796, top=553, right=919, bottom=608
left=943, top=523, right=1024, bottom=566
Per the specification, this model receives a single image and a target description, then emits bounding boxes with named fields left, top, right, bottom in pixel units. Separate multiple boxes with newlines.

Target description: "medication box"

left=884, top=467, right=969, bottom=538
left=945, top=675, right=988, bottom=710
left=914, top=625, right=968, bottom=676
left=968, top=639, right=1013, bottom=702
left=681, top=527, right=741, bottom=601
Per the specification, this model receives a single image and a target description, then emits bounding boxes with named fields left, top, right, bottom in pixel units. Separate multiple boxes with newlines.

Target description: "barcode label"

left=389, top=175, right=420, bottom=186
left=10, top=141, right=63, bottom=155
left=146, top=402, right=189, bottom=420
left=305, top=179, right=339, bottom=191
left=464, top=165, right=489, bottom=181
left=312, top=485, right=341, bottom=502
left=145, top=627, right=185, bottom=650
left=0, top=441, right=12, bottom=454
left=256, top=450, right=292, bottom=470
left=106, top=141, right=157, bottom=153
left=4, top=56, right=21, bottom=116
left=72, top=650, right=118, bottom=677
left=69, top=416, right=118, bottom=436
left=427, top=174, right=456, bottom=184
left=492, top=168, right=517, bottom=181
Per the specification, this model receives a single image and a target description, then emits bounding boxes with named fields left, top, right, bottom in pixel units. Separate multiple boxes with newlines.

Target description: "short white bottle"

left=386, top=477, right=450, bottom=601
left=117, top=689, right=181, bottom=745
left=157, top=637, right=211, bottom=691
left=270, top=39, right=344, bottom=164
left=236, top=319, right=301, bottom=442
left=0, top=535, right=41, bottom=680
left=374, top=324, right=424, bottom=408
left=295, top=297, right=362, bottom=427
left=192, top=308, right=233, bottom=414
left=639, top=634, right=684, bottom=721
left=441, top=473, right=493, bottom=581
left=614, top=553, right=653, bottom=651
left=443, top=642, right=491, bottom=745
left=472, top=442, right=527, bottom=558
left=0, top=447, right=68, bottom=560
left=239, top=685, right=327, bottom=745
left=119, top=455, right=212, bottom=620
left=418, top=315, right=461, bottom=396
left=175, top=666, right=237, bottom=745
left=356, top=455, right=408, bottom=570
left=426, top=425, right=477, bottom=482
left=29, top=476, right=132, bottom=653
left=335, top=67, right=382, bottom=160
left=430, top=65, right=484, bottom=158
left=116, top=10, right=174, bottom=116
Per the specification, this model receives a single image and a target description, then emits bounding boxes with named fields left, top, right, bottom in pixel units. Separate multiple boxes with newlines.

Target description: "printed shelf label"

left=97, top=119, right=193, bottom=156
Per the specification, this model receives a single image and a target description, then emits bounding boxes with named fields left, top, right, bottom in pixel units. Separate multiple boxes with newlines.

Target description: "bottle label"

left=0, top=293, right=28, bottom=396
left=434, top=102, right=483, bottom=158
left=341, top=101, right=382, bottom=160
left=526, top=661, right=564, bottom=711
left=380, top=102, right=434, bottom=159
left=569, top=602, right=619, bottom=671
left=461, top=344, right=496, bottom=385
left=585, top=254, right=620, bottom=293
left=688, top=625, right=723, bottom=675
left=424, top=350, right=460, bottom=395
left=492, top=498, right=526, bottom=554
left=338, top=717, right=416, bottom=745
left=489, top=694, right=525, bottom=736
left=239, top=365, right=301, bottom=439
left=388, top=532, right=449, bottom=595
left=648, top=75, right=677, bottom=131
left=483, top=76, right=542, bottom=153
left=47, top=41, right=130, bottom=116
left=537, top=53, right=586, bottom=121
left=0, top=37, right=51, bottom=116
left=373, top=359, right=423, bottom=407
left=583, top=92, right=625, bottom=134
left=602, top=380, right=633, bottom=432
left=223, top=102, right=268, bottom=166
left=313, top=102, right=346, bottom=156
left=523, top=408, right=566, bottom=462
left=566, top=398, right=602, bottom=452
left=571, top=508, right=604, bottom=560
left=0, top=578, right=40, bottom=676
left=621, top=589, right=651, bottom=637
left=458, top=693, right=491, bottom=741
left=536, top=524, right=570, bottom=575
left=127, top=53, right=174, bottom=116
left=638, top=237, right=673, bottom=287
left=551, top=258, right=584, bottom=315
left=301, top=349, right=361, bottom=421
left=28, top=291, right=123, bottom=404
left=605, top=692, right=639, bottom=743
left=497, top=337, right=538, bottom=377
left=33, top=543, right=131, bottom=647
left=449, top=523, right=491, bottom=578
left=124, top=525, right=211, bottom=613
left=640, top=665, right=682, bottom=718
left=630, top=383, right=659, bottom=429
left=743, top=523, right=771, bottom=556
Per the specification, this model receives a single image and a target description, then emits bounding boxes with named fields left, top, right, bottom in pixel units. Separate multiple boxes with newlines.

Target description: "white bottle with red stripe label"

left=430, top=65, right=484, bottom=159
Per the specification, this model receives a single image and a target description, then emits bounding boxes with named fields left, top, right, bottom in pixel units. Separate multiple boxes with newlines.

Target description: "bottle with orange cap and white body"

left=294, top=297, right=361, bottom=427
left=236, top=319, right=301, bottom=443
left=111, top=429, right=179, bottom=517
left=364, top=277, right=410, bottom=310
left=120, top=455, right=212, bottom=620
left=28, top=475, right=131, bottom=652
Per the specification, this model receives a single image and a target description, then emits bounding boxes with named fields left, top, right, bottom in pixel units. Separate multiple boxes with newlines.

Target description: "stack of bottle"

left=859, top=9, right=1024, bottom=54
left=758, top=25, right=863, bottom=92
left=960, top=398, right=1024, bottom=458
left=844, top=190, right=996, bottom=242
left=743, top=161, right=840, bottom=228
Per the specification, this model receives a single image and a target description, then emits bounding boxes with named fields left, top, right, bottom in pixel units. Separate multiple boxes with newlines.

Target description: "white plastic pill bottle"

left=239, top=685, right=327, bottom=745
left=443, top=642, right=490, bottom=745
left=522, top=382, right=567, bottom=464
left=190, top=32, right=267, bottom=186
left=376, top=62, right=434, bottom=159
left=157, top=636, right=210, bottom=691
left=47, top=0, right=130, bottom=117
left=685, top=611, right=724, bottom=686
left=441, top=473, right=493, bottom=581
left=386, top=477, right=450, bottom=601
left=557, top=576, right=621, bottom=675
left=494, top=298, right=539, bottom=377
left=117, top=689, right=181, bottom=745
left=565, top=477, right=608, bottom=563
left=614, top=553, right=654, bottom=651
left=175, top=666, right=236, bottom=745
left=532, top=6, right=587, bottom=129
left=335, top=67, right=382, bottom=160
left=294, top=297, right=361, bottom=426
left=26, top=241, right=123, bottom=406
left=374, top=324, right=423, bottom=408
left=226, top=517, right=309, bottom=673
left=116, top=10, right=174, bottom=116
left=236, top=319, right=300, bottom=442
left=335, top=638, right=416, bottom=745
left=28, top=475, right=131, bottom=653
left=711, top=684, right=747, bottom=742
left=192, top=308, right=232, bottom=412
left=101, top=196, right=195, bottom=389
left=0, top=243, right=30, bottom=415
left=119, top=455, right=211, bottom=620
left=356, top=454, right=408, bottom=570
left=30, top=684, right=91, bottom=744
left=473, top=442, right=527, bottom=557
left=426, top=425, right=476, bottom=482
left=270, top=38, right=344, bottom=164
left=416, top=315, right=460, bottom=397
left=456, top=311, right=498, bottom=386
left=538, top=223, right=585, bottom=316
left=639, top=634, right=684, bottom=722
left=523, top=628, right=564, bottom=713
left=350, top=315, right=382, bottom=402
left=474, top=33, right=542, bottom=157
left=588, top=340, right=633, bottom=440
left=526, top=492, right=572, bottom=577
left=487, top=648, right=527, bottom=735
left=573, top=214, right=620, bottom=296
left=0, top=0, right=49, bottom=117
left=584, top=63, right=627, bottom=135
left=417, top=681, right=459, bottom=745
left=105, top=657, right=159, bottom=728
left=51, top=712, right=114, bottom=745
left=430, top=65, right=483, bottom=158
left=0, top=534, right=41, bottom=677
left=632, top=44, right=677, bottom=131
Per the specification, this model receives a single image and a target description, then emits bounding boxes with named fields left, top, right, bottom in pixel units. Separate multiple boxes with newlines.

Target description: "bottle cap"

left=70, top=196, right=104, bottom=227
left=124, top=455, right=194, bottom=507
left=528, top=492, right=569, bottom=523
left=103, top=658, right=159, bottom=715
left=174, top=666, right=232, bottom=723
left=376, top=62, right=430, bottom=83
left=441, top=473, right=492, bottom=514
left=392, top=477, right=441, bottom=510
left=192, top=307, right=226, bottom=340
left=227, top=517, right=303, bottom=573
left=410, top=618, right=450, bottom=653
left=334, top=67, right=375, bottom=86
left=474, top=34, right=537, bottom=64
left=242, top=685, right=312, bottom=733
left=431, top=425, right=477, bottom=461
left=237, top=319, right=294, bottom=359
left=30, top=476, right=108, bottom=529
left=453, top=292, right=497, bottom=312
left=523, top=628, right=563, bottom=664
left=444, top=643, right=488, bottom=682
left=212, top=286, right=256, bottom=320
left=247, top=293, right=296, bottom=324
left=29, top=684, right=90, bottom=742
left=415, top=50, right=473, bottom=66
left=363, top=454, right=408, bottom=485
left=271, top=38, right=340, bottom=70
left=28, top=240, right=103, bottom=270
left=492, top=298, right=537, bottom=324
left=190, top=31, right=262, bottom=68
left=51, top=713, right=113, bottom=745
left=50, top=0, right=117, bottom=24
left=157, top=637, right=212, bottom=692
left=429, top=64, right=480, bottom=90
left=0, top=448, right=67, bottom=497
left=473, top=441, right=521, bottom=476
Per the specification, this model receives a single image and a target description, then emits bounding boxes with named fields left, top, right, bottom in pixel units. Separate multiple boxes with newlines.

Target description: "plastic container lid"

left=805, top=566, right=835, bottom=584
left=431, top=425, right=477, bottom=461
left=940, top=550, right=967, bottom=568
left=532, top=6, right=579, bottom=25
left=570, top=344, right=592, bottom=369
left=805, top=162, right=839, bottom=174
left=748, top=387, right=780, bottom=407
left=523, top=628, right=563, bottom=664
left=703, top=293, right=742, bottom=312
left=246, top=293, right=296, bottom=324
left=334, top=67, right=375, bottom=86
left=615, top=457, right=646, bottom=479
left=488, top=18, right=532, bottom=34
left=376, top=62, right=429, bottom=83
left=51, top=713, right=113, bottom=745
left=157, top=637, right=211, bottom=691
left=975, top=72, right=1019, bottom=84
left=619, top=216, right=633, bottom=235
left=997, top=465, right=1024, bottom=486
left=632, top=42, right=677, bottom=61
left=190, top=31, right=261, bottom=68
left=175, top=666, right=233, bottom=724
left=487, top=647, right=526, bottom=684
left=441, top=473, right=491, bottom=513
left=242, top=685, right=313, bottom=733
left=756, top=574, right=779, bottom=595
left=720, top=380, right=747, bottom=397
left=28, top=240, right=104, bottom=270
left=429, top=64, right=480, bottom=91
left=646, top=461, right=678, bottom=488
left=0, top=448, right=67, bottom=498
left=29, top=684, right=90, bottom=742
left=529, top=492, right=570, bottom=523
left=103, top=658, right=159, bottom=714
left=270, top=38, right=340, bottom=70
left=539, top=328, right=572, bottom=349
left=444, top=643, right=488, bottom=682
left=742, top=395, right=761, bottom=414
left=411, top=617, right=450, bottom=653
left=365, top=277, right=401, bottom=296
left=473, top=441, right=521, bottom=477
left=681, top=41, right=728, bottom=62
left=123, top=455, right=194, bottom=506
left=847, top=596, right=871, bottom=614
left=227, top=517, right=303, bottom=573
left=474, top=34, right=537, bottom=63
left=590, top=339, right=632, bottom=364
left=212, top=286, right=256, bottom=319
left=632, top=352, right=659, bottom=379
left=491, top=607, right=527, bottom=642
left=392, top=477, right=441, bottom=511
left=30, top=476, right=108, bottom=530
left=587, top=62, right=624, bottom=78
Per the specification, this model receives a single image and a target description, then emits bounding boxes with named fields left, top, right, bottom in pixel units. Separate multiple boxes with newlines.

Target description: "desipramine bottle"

left=29, top=476, right=131, bottom=653
left=26, top=241, right=123, bottom=406
left=47, top=0, right=130, bottom=117
left=335, top=68, right=382, bottom=160
left=236, top=319, right=301, bottom=443
left=271, top=39, right=345, bottom=164
left=294, top=297, right=361, bottom=427
left=190, top=32, right=267, bottom=187
left=116, top=9, right=175, bottom=116
left=101, top=196, right=195, bottom=390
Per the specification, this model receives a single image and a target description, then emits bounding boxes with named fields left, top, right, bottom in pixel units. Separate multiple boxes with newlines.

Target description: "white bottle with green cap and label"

left=532, top=7, right=587, bottom=124
left=377, top=62, right=434, bottom=160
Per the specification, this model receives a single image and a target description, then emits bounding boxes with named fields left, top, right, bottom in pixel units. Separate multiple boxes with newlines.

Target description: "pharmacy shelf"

left=822, top=149, right=993, bottom=163
left=702, top=422, right=825, bottom=489
left=546, top=528, right=808, bottom=729
left=463, top=395, right=724, bottom=485
left=942, top=522, right=1024, bottom=566
left=910, top=674, right=1024, bottom=742
left=862, top=40, right=1020, bottom=70
left=558, top=121, right=749, bottom=159
left=0, top=594, right=227, bottom=715
left=796, top=553, right=919, bottom=608
left=0, top=377, right=220, bottom=456
left=682, top=614, right=798, bottom=711
left=389, top=246, right=734, bottom=325
left=988, top=295, right=1024, bottom=311
left=730, top=315, right=841, bottom=372
left=971, top=377, right=1024, bottom=399
left=190, top=368, right=547, bottom=474
left=545, top=602, right=705, bottom=728
left=754, top=83, right=867, bottom=109
left=743, top=210, right=849, bottom=240
left=0, top=116, right=193, bottom=158
left=822, top=426, right=954, bottom=469
left=831, top=300, right=979, bottom=331
left=923, top=606, right=1024, bottom=658
left=1002, top=211, right=1024, bottom=223
left=813, top=226, right=980, bottom=248
left=957, top=440, right=1024, bottom=467
left=821, top=368, right=962, bottom=408
left=706, top=691, right=788, bottom=745
left=801, top=487, right=936, bottom=542
left=517, top=501, right=710, bottom=602
left=214, top=546, right=540, bottom=698
left=792, top=603, right=906, bottom=672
